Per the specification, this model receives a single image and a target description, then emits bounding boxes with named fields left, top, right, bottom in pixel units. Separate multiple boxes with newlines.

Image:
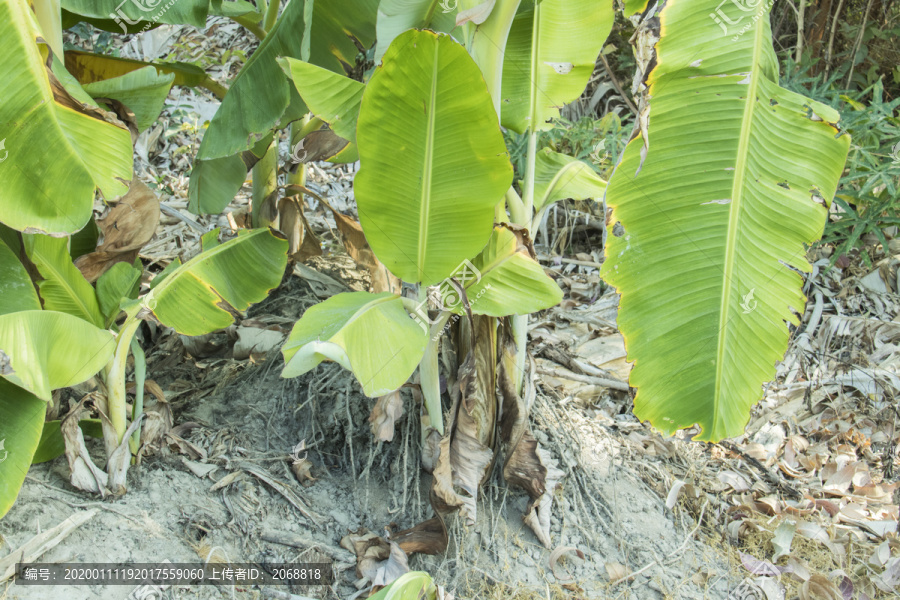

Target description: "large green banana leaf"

left=0, top=239, right=41, bottom=316
left=500, top=0, right=613, bottom=134
left=187, top=155, right=250, bottom=215
left=187, top=133, right=271, bottom=215
left=65, top=51, right=227, bottom=98
left=24, top=234, right=104, bottom=328
left=601, top=0, right=850, bottom=441
left=354, top=30, right=513, bottom=286
left=61, top=0, right=210, bottom=29
left=0, top=310, right=115, bottom=401
left=62, top=0, right=258, bottom=32
left=281, top=292, right=428, bottom=397
left=0, top=379, right=46, bottom=519
left=145, top=229, right=288, bottom=336
left=374, top=0, right=458, bottom=62
left=447, top=225, right=562, bottom=317
left=279, top=58, right=365, bottom=144
left=82, top=67, right=175, bottom=132
left=196, top=0, right=378, bottom=161
left=0, top=0, right=132, bottom=234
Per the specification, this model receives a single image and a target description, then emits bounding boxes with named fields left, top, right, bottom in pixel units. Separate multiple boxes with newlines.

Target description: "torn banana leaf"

left=374, top=0, right=459, bottom=62
left=600, top=0, right=850, bottom=441
left=1, top=0, right=132, bottom=234
left=144, top=229, right=288, bottom=336
left=279, top=58, right=364, bottom=145
left=196, top=0, right=378, bottom=161
left=61, top=0, right=210, bottom=29
left=65, top=51, right=226, bottom=98
left=281, top=292, right=428, bottom=397
left=82, top=66, right=175, bottom=132
left=501, top=0, right=614, bottom=134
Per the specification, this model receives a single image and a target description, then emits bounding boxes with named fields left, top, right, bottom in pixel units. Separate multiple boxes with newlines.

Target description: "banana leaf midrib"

left=148, top=230, right=261, bottom=299
left=712, top=17, right=765, bottom=435
left=527, top=2, right=541, bottom=131
left=417, top=40, right=441, bottom=281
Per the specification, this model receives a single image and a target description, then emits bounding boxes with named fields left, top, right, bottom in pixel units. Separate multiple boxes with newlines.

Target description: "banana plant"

left=0, top=220, right=287, bottom=514
left=272, top=0, right=849, bottom=549
left=278, top=16, right=582, bottom=549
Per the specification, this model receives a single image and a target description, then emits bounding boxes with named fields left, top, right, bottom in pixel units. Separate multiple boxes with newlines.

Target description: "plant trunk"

left=103, top=315, right=141, bottom=452
left=252, top=141, right=279, bottom=228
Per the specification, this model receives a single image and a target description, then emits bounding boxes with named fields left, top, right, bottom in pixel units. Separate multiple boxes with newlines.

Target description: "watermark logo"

left=0, top=139, right=8, bottom=163
left=290, top=139, right=308, bottom=164
left=891, top=141, right=900, bottom=164
left=439, top=0, right=458, bottom=13
left=110, top=0, right=178, bottom=35
left=0, top=438, right=7, bottom=464
left=727, top=578, right=766, bottom=600
left=740, top=288, right=757, bottom=314
left=710, top=0, right=774, bottom=38
left=589, top=140, right=607, bottom=166
left=410, top=260, right=492, bottom=339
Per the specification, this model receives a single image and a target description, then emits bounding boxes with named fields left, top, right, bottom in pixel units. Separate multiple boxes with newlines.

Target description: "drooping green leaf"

left=61, top=9, right=163, bottom=34
left=279, top=58, right=365, bottom=144
left=0, top=239, right=41, bottom=316
left=501, top=0, right=614, bottom=134
left=61, top=0, right=210, bottom=30
left=600, top=0, right=850, bottom=441
left=187, top=133, right=272, bottom=215
left=374, top=0, right=458, bottom=62
left=145, top=229, right=288, bottom=336
left=0, top=379, right=46, bottom=519
left=25, top=234, right=104, bottom=327
left=446, top=225, right=562, bottom=317
left=532, top=148, right=607, bottom=211
left=0, top=310, right=115, bottom=401
left=0, top=0, right=132, bottom=234
left=281, top=292, right=428, bottom=397
left=196, top=0, right=378, bottom=161
left=187, top=154, right=249, bottom=215
left=355, top=30, right=513, bottom=286
left=82, top=66, right=175, bottom=132
left=96, top=260, right=142, bottom=324
left=65, top=51, right=227, bottom=99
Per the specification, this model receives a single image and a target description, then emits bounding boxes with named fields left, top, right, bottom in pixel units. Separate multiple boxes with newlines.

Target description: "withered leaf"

left=277, top=196, right=322, bottom=263
left=75, top=180, right=160, bottom=282
left=369, top=390, right=403, bottom=443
